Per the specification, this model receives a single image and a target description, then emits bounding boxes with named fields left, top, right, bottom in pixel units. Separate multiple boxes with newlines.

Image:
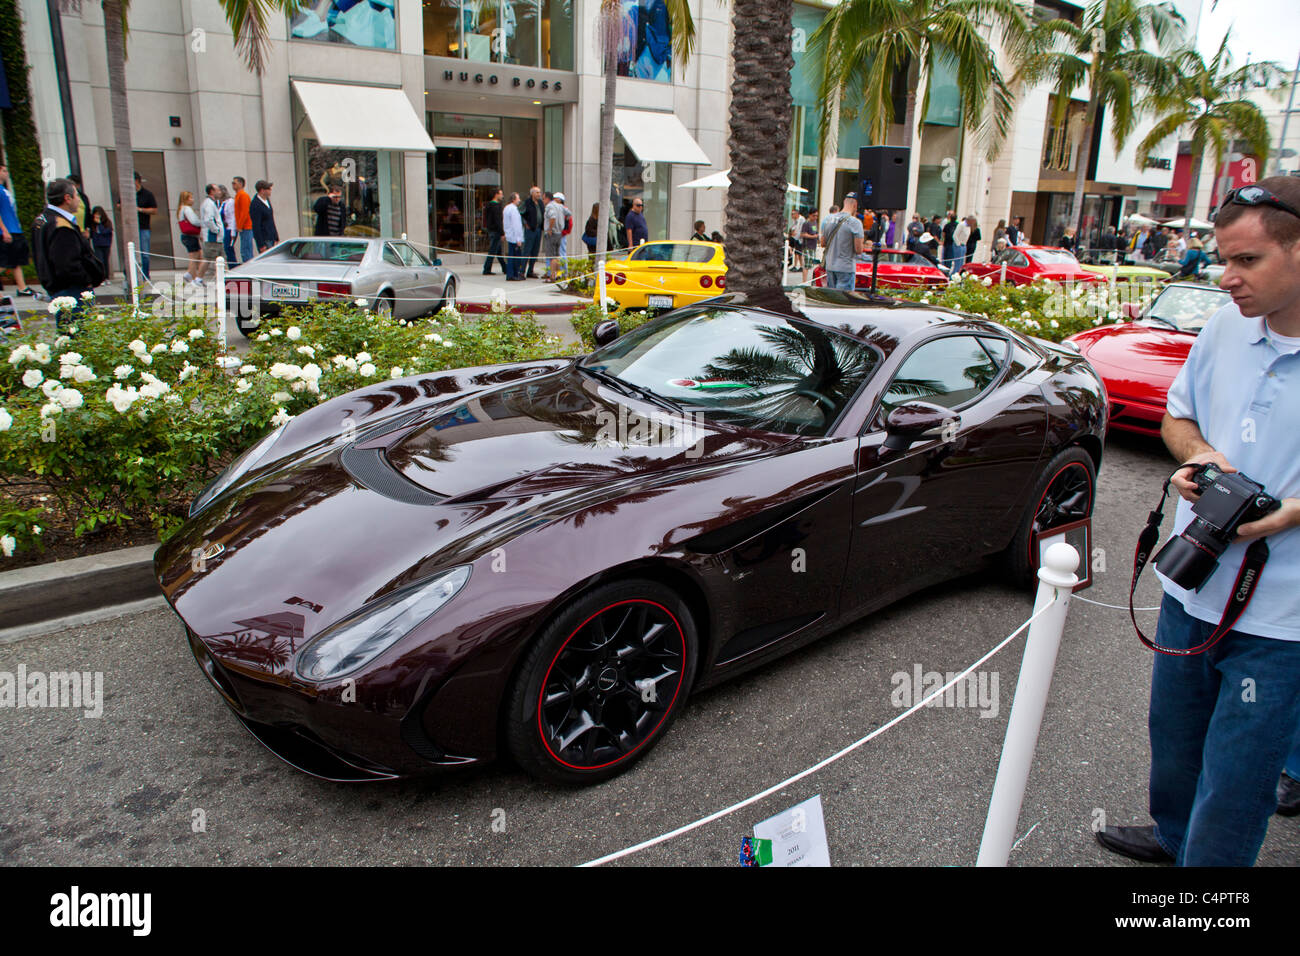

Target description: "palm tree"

left=1012, top=0, right=1186, bottom=240
left=63, top=0, right=300, bottom=258
left=1136, top=31, right=1287, bottom=221
left=723, top=0, right=793, bottom=290
left=808, top=0, right=1033, bottom=222
left=594, top=0, right=696, bottom=298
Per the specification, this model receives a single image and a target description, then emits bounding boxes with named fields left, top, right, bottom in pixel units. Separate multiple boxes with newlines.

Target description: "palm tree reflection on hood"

left=700, top=324, right=881, bottom=433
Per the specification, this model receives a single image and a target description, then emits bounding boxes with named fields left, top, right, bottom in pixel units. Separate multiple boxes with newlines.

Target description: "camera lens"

left=1154, top=530, right=1222, bottom=592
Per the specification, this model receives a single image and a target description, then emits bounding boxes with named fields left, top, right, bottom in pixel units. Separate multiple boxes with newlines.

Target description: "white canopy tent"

left=1161, top=216, right=1215, bottom=231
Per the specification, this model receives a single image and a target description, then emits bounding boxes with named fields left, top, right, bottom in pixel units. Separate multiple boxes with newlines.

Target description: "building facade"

left=19, top=0, right=732, bottom=272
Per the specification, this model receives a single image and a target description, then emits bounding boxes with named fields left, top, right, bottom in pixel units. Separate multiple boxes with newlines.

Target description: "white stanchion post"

left=215, top=255, right=227, bottom=357
left=976, top=542, right=1079, bottom=867
left=127, top=240, right=140, bottom=315
left=597, top=259, right=608, bottom=319
left=1000, top=261, right=1008, bottom=285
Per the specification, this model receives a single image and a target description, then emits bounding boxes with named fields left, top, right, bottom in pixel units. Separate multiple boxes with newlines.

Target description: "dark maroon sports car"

left=156, top=288, right=1107, bottom=784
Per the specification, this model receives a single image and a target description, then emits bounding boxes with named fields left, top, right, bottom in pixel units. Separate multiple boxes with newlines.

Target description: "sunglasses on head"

left=1215, top=185, right=1300, bottom=223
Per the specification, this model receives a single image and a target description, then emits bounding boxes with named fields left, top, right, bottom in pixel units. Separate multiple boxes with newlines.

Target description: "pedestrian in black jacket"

left=521, top=186, right=544, bottom=278
left=482, top=188, right=507, bottom=275
left=250, top=180, right=279, bottom=253
left=32, top=179, right=104, bottom=329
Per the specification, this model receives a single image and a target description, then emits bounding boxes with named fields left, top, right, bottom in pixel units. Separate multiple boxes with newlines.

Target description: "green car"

left=1078, top=262, right=1171, bottom=283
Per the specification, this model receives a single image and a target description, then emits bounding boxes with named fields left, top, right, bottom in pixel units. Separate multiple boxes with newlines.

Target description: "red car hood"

left=1068, top=322, right=1194, bottom=398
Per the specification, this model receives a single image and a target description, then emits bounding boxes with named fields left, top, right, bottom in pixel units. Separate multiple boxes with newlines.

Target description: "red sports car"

left=964, top=246, right=1106, bottom=287
left=812, top=249, right=950, bottom=290
left=1062, top=282, right=1230, bottom=436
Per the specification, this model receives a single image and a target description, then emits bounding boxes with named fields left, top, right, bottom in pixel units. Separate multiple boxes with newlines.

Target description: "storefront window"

left=617, top=0, right=671, bottom=81
left=423, top=0, right=573, bottom=70
left=294, top=108, right=403, bottom=237
left=290, top=0, right=396, bottom=49
left=614, top=131, right=669, bottom=241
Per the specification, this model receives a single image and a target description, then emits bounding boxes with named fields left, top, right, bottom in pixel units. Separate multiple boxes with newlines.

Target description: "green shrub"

left=0, top=295, right=580, bottom=560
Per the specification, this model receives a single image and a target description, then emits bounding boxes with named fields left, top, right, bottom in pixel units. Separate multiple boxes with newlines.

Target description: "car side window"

left=397, top=243, right=430, bottom=267
left=1010, top=252, right=1030, bottom=268
left=383, top=244, right=404, bottom=267
left=880, top=335, right=1002, bottom=415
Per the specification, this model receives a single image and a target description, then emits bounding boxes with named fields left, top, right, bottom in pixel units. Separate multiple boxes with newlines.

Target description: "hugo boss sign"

left=440, top=70, right=562, bottom=93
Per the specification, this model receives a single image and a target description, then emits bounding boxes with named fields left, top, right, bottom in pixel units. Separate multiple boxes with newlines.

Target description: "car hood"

left=1068, top=322, right=1193, bottom=382
left=383, top=368, right=786, bottom=499
left=156, top=364, right=792, bottom=663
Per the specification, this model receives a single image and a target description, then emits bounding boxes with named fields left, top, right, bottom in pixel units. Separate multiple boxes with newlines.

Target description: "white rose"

left=39, top=402, right=61, bottom=419
left=151, top=343, right=167, bottom=354
left=391, top=367, right=404, bottom=379
left=7, top=345, right=31, bottom=366
left=272, top=390, right=291, bottom=403
left=287, top=326, right=302, bottom=341
left=344, top=358, right=358, bottom=373
left=0, top=408, right=11, bottom=431
left=355, top=352, right=371, bottom=364
left=239, top=364, right=256, bottom=374
left=355, top=298, right=369, bottom=308
left=188, top=328, right=205, bottom=339
left=139, top=384, right=163, bottom=400
left=129, top=339, right=148, bottom=354
left=235, top=378, right=251, bottom=394
left=291, top=381, right=307, bottom=392
left=170, top=340, right=189, bottom=354
left=22, top=369, right=43, bottom=388
left=1, top=534, right=14, bottom=557
left=114, top=365, right=134, bottom=379
left=271, top=408, right=293, bottom=427
left=179, top=363, right=197, bottom=382
left=257, top=333, right=270, bottom=342
left=299, top=363, right=322, bottom=383
left=359, top=363, right=376, bottom=378
left=58, top=351, right=82, bottom=365
left=41, top=379, right=62, bottom=398
left=72, top=365, right=96, bottom=383
left=270, top=328, right=282, bottom=337
left=163, top=393, right=182, bottom=404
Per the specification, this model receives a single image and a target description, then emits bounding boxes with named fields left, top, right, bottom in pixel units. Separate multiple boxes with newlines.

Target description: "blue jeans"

left=1288, top=731, right=1300, bottom=781
left=826, top=269, right=855, bottom=290
left=223, top=234, right=237, bottom=264
left=506, top=241, right=523, bottom=279
left=523, top=228, right=541, bottom=277
left=1148, top=593, right=1300, bottom=865
left=239, top=229, right=254, bottom=263
left=138, top=227, right=151, bottom=279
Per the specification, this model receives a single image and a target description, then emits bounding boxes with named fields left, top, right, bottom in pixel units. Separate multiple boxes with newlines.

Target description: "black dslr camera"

left=1154, top=463, right=1281, bottom=591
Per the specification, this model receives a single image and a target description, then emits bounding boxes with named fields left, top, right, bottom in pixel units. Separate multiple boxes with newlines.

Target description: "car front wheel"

left=505, top=579, right=698, bottom=785
left=1003, top=446, right=1096, bottom=588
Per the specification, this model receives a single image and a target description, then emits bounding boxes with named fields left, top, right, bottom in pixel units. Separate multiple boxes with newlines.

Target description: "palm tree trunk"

left=724, top=0, right=793, bottom=291
left=103, top=0, right=138, bottom=254
left=901, top=59, right=928, bottom=228
left=1184, top=148, right=1204, bottom=221
left=595, top=5, right=617, bottom=273
left=1068, top=95, right=1099, bottom=240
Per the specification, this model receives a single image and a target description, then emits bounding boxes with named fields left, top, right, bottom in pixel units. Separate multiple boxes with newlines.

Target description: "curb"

left=0, top=543, right=161, bottom=632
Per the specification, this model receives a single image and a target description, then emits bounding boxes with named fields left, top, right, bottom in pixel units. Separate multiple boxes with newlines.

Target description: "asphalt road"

left=3, top=433, right=1298, bottom=867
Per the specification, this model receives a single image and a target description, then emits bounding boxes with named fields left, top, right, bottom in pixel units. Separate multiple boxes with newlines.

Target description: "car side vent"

left=340, top=444, right=445, bottom=506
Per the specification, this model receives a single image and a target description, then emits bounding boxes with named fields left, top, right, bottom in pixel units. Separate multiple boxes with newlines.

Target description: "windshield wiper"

left=1142, top=314, right=1180, bottom=331
left=578, top=365, right=691, bottom=416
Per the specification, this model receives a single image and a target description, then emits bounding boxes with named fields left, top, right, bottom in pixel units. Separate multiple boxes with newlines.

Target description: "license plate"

left=267, top=282, right=303, bottom=301
left=647, top=295, right=674, bottom=309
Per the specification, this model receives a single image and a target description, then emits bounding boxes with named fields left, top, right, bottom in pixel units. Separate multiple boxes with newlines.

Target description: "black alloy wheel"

left=1004, top=446, right=1096, bottom=588
left=506, top=579, right=697, bottom=784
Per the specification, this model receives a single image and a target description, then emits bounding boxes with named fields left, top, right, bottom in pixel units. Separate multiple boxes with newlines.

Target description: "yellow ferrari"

left=595, top=240, right=727, bottom=310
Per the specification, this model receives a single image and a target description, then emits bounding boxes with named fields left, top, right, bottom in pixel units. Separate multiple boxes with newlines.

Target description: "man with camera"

left=1095, top=176, right=1300, bottom=867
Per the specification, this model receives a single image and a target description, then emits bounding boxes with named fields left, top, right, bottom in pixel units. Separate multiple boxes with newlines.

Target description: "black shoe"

left=16, top=288, right=34, bottom=296
left=1277, top=773, right=1300, bottom=816
left=1095, top=825, right=1174, bottom=864
left=482, top=271, right=493, bottom=276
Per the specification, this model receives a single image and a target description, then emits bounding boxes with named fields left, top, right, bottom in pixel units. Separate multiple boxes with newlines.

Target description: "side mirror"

left=593, top=319, right=621, bottom=348
left=883, top=401, right=959, bottom=452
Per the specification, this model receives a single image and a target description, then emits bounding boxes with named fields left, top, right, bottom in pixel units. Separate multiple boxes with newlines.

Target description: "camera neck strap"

left=1130, top=478, right=1269, bottom=656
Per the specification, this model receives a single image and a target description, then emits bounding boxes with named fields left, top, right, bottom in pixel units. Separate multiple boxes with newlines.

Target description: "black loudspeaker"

left=857, top=146, right=911, bottom=211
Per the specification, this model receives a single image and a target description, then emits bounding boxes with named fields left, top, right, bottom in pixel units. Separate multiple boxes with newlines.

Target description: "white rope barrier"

left=1074, top=595, right=1161, bottom=612
left=578, top=596, right=1060, bottom=867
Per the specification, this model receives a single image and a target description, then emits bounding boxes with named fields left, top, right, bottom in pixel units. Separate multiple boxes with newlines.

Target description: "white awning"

left=614, top=109, right=711, bottom=165
left=678, top=168, right=807, bottom=193
left=292, top=80, right=436, bottom=152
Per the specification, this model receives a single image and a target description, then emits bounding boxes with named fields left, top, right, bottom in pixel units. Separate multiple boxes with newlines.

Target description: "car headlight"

left=294, top=566, right=471, bottom=682
left=189, top=423, right=287, bottom=517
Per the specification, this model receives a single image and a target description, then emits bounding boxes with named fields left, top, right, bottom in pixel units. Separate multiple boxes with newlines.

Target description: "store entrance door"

left=431, top=137, right=502, bottom=256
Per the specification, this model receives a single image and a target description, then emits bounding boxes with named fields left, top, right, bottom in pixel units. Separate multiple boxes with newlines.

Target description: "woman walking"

left=964, top=216, right=982, bottom=266
left=800, top=210, right=819, bottom=283
left=176, top=190, right=205, bottom=284
left=89, top=207, right=114, bottom=281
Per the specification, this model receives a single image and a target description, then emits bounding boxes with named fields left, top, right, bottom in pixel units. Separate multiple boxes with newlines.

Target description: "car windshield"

left=274, top=240, right=368, bottom=263
left=873, top=250, right=940, bottom=269
left=582, top=308, right=881, bottom=437
left=1027, top=249, right=1078, bottom=266
left=629, top=243, right=716, bottom=264
left=1145, top=285, right=1230, bottom=333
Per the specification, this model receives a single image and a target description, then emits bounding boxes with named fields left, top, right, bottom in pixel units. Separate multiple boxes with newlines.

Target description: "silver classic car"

left=225, top=237, right=459, bottom=336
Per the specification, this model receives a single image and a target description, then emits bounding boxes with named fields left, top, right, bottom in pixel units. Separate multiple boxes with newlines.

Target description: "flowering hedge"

left=0, top=295, right=578, bottom=560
